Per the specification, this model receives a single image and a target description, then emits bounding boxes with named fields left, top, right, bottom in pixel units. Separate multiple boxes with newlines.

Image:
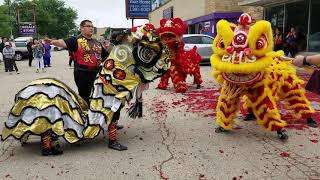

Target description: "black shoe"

left=117, top=125, right=124, bottom=130
left=42, top=147, right=63, bottom=156
left=243, top=112, right=256, bottom=121
left=277, top=129, right=288, bottom=142
left=215, top=126, right=227, bottom=133
left=307, top=117, right=318, bottom=128
left=108, top=140, right=127, bottom=151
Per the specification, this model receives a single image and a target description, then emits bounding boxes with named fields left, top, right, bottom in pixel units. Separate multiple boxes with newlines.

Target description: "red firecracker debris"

left=310, top=139, right=318, bottom=143
left=280, top=152, right=290, bottom=157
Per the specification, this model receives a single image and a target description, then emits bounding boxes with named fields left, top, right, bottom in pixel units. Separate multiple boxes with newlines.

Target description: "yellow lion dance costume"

left=211, top=13, right=316, bottom=141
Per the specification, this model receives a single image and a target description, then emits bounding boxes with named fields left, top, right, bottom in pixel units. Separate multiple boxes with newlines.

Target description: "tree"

left=103, top=27, right=111, bottom=39
left=1, top=0, right=78, bottom=38
left=0, top=5, right=15, bottom=37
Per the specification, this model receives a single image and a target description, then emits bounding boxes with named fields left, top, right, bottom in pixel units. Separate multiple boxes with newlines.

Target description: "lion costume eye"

left=256, top=35, right=267, bottom=50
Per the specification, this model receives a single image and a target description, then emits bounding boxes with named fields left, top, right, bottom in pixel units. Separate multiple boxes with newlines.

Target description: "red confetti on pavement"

left=169, top=72, right=320, bottom=130
left=219, top=150, right=224, bottom=153
left=280, top=152, right=290, bottom=157
left=310, top=139, right=318, bottom=143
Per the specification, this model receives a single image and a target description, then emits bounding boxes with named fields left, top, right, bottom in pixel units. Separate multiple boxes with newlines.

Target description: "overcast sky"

left=0, top=0, right=149, bottom=28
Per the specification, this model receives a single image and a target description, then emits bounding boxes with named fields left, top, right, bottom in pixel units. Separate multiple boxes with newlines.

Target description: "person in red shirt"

left=47, top=20, right=107, bottom=103
left=273, top=27, right=283, bottom=51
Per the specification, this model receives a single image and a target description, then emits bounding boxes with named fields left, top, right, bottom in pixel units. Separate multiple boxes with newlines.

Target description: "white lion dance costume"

left=211, top=13, right=316, bottom=140
left=1, top=24, right=171, bottom=155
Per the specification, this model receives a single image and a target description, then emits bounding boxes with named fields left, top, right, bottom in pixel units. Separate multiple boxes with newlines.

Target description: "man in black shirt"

left=48, top=20, right=107, bottom=103
left=27, top=40, right=33, bottom=67
left=46, top=20, right=124, bottom=150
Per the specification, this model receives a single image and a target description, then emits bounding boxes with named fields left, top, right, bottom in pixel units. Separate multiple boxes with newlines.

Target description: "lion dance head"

left=156, top=18, right=188, bottom=49
left=211, top=13, right=274, bottom=85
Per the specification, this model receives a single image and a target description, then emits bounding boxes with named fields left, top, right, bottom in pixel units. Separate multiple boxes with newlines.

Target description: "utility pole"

left=6, top=0, right=14, bottom=39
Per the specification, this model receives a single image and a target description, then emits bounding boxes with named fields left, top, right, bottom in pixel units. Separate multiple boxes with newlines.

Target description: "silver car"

left=182, top=34, right=214, bottom=65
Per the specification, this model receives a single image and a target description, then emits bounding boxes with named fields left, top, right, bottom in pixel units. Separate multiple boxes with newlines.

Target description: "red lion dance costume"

left=211, top=13, right=316, bottom=141
left=156, top=18, right=203, bottom=93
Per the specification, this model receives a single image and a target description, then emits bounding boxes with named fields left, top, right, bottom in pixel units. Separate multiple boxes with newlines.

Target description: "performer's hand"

left=43, top=38, right=52, bottom=44
left=292, top=55, right=304, bottom=67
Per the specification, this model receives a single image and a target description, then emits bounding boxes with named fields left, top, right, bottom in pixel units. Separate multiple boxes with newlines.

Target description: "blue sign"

left=126, top=0, right=152, bottom=19
left=19, top=24, right=36, bottom=36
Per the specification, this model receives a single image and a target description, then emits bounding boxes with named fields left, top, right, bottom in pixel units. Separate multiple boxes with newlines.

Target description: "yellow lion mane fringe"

left=212, top=20, right=235, bottom=56
left=248, top=20, right=273, bottom=57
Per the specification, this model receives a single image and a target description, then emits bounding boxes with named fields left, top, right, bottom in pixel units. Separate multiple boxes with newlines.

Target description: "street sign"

left=19, top=24, right=36, bottom=36
left=125, top=0, right=152, bottom=19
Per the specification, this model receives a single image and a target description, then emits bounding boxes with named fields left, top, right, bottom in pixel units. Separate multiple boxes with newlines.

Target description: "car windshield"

left=183, top=36, right=201, bottom=44
left=201, top=36, right=213, bottom=44
left=14, top=42, right=27, bottom=47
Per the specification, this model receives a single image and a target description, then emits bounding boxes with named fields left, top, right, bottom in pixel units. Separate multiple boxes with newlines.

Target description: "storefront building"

left=239, top=0, right=320, bottom=52
left=149, top=0, right=263, bottom=37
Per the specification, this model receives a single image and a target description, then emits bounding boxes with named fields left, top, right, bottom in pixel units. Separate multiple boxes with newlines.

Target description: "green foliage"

left=0, top=0, right=78, bottom=39
left=0, top=5, right=14, bottom=37
left=103, top=27, right=111, bottom=39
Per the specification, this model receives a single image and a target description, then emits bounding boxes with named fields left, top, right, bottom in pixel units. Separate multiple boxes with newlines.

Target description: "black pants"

left=28, top=54, right=33, bottom=67
left=285, top=44, right=298, bottom=57
left=74, top=69, right=98, bottom=104
left=274, top=44, right=283, bottom=51
left=4, top=58, right=18, bottom=72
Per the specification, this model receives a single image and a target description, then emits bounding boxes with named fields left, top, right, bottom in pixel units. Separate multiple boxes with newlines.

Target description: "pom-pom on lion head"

left=156, top=18, right=188, bottom=45
left=131, top=23, right=158, bottom=42
left=211, top=13, right=274, bottom=85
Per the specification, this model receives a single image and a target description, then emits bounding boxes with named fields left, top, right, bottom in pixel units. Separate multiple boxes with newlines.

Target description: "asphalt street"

left=0, top=51, right=319, bottom=180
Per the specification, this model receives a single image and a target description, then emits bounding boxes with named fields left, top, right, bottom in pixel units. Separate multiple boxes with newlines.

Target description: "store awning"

left=238, top=0, right=288, bottom=6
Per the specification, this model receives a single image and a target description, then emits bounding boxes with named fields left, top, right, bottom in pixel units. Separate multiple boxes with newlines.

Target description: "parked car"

left=182, top=34, right=214, bottom=65
left=13, top=37, right=33, bottom=61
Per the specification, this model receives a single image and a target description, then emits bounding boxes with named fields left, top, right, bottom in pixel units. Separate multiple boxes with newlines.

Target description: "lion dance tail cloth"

left=1, top=23, right=171, bottom=155
left=156, top=18, right=203, bottom=93
left=211, top=13, right=314, bottom=140
left=1, top=78, right=88, bottom=144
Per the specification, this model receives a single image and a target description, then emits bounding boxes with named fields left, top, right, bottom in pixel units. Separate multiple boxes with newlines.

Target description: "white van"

left=13, top=37, right=33, bottom=61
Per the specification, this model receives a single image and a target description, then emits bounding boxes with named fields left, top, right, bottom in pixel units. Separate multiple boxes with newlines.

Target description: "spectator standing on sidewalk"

left=43, top=39, right=52, bottom=67
left=68, top=50, right=75, bottom=67
left=274, top=27, right=283, bottom=51
left=2, top=42, right=19, bottom=74
left=285, top=27, right=298, bottom=57
left=0, top=38, right=5, bottom=64
left=27, top=39, right=34, bottom=67
left=32, top=39, right=45, bottom=73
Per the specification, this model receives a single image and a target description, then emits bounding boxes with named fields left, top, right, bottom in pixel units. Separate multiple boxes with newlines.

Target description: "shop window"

left=284, top=0, right=309, bottom=52
left=188, top=24, right=195, bottom=34
left=309, top=0, right=320, bottom=52
left=265, top=5, right=284, bottom=34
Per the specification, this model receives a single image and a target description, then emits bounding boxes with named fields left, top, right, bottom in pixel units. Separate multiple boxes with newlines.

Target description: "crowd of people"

left=0, top=37, right=52, bottom=74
